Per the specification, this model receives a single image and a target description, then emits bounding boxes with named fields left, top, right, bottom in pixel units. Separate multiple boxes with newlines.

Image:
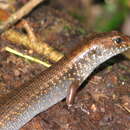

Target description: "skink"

left=0, top=31, right=130, bottom=130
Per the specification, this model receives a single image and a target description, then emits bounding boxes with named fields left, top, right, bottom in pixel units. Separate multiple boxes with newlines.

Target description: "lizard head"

left=96, top=31, right=130, bottom=54
left=83, top=31, right=130, bottom=61
left=70, top=31, right=130, bottom=64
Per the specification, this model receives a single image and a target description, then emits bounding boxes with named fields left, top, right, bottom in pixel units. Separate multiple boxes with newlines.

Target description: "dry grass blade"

left=5, top=46, right=51, bottom=68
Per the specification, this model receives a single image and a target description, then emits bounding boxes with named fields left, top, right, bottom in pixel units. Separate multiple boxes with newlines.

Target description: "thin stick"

left=0, top=0, right=45, bottom=34
left=5, top=47, right=51, bottom=68
left=21, top=19, right=37, bottom=44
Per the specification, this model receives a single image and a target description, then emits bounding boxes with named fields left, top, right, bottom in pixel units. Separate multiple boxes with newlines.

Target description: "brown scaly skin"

left=0, top=31, right=130, bottom=130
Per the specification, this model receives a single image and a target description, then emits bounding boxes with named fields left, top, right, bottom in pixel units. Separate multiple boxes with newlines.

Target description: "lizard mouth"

left=113, top=46, right=130, bottom=56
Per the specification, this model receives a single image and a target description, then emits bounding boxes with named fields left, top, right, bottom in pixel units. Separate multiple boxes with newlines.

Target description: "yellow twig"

left=5, top=47, right=51, bottom=68
left=2, top=29, right=64, bottom=62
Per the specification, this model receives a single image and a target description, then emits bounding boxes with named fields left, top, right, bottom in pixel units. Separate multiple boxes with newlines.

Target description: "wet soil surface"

left=0, top=5, right=130, bottom=130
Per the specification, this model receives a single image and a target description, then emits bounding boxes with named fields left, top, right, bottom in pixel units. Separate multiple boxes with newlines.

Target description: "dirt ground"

left=0, top=4, right=130, bottom=130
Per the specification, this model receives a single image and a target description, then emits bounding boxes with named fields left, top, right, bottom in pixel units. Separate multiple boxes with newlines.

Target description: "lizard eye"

left=112, top=37, right=124, bottom=44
